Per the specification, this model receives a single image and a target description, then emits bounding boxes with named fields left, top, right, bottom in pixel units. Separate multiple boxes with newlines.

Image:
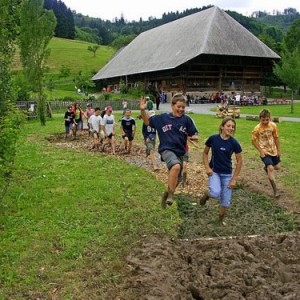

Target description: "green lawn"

left=239, top=103, right=300, bottom=118
left=212, top=103, right=300, bottom=118
left=1, top=111, right=299, bottom=298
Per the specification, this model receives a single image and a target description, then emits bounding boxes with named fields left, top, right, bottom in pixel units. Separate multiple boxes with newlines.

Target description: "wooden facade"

left=101, top=54, right=274, bottom=94
left=93, top=7, right=280, bottom=95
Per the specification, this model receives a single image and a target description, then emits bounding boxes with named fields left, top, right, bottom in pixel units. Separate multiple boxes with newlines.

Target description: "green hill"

left=47, top=37, right=115, bottom=75
left=14, top=37, right=115, bottom=76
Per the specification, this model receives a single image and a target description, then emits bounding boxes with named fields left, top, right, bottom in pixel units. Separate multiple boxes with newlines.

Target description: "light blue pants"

left=208, top=172, right=232, bottom=208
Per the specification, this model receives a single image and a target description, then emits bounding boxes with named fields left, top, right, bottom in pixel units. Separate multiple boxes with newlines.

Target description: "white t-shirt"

left=102, top=114, right=115, bottom=135
left=88, top=115, right=103, bottom=133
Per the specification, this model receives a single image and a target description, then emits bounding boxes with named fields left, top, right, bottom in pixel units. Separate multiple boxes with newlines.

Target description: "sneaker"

left=161, top=191, right=168, bottom=209
left=199, top=192, right=209, bottom=206
left=166, top=198, right=174, bottom=206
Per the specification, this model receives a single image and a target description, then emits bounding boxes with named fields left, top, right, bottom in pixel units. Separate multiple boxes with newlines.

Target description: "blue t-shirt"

left=149, top=113, right=198, bottom=156
left=205, top=134, right=242, bottom=174
left=142, top=123, right=156, bottom=141
left=121, top=117, right=136, bottom=133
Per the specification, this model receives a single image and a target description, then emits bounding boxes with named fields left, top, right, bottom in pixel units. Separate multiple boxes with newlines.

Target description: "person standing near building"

left=201, top=117, right=243, bottom=225
left=140, top=93, right=198, bottom=209
left=155, top=90, right=161, bottom=110
left=251, top=109, right=281, bottom=198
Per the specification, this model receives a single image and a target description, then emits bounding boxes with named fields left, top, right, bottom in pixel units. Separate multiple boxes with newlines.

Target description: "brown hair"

left=171, top=93, right=187, bottom=105
left=259, top=109, right=271, bottom=119
left=219, top=117, right=237, bottom=135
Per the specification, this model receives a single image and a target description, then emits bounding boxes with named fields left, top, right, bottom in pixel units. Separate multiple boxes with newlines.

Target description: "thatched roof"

left=92, top=6, right=280, bottom=81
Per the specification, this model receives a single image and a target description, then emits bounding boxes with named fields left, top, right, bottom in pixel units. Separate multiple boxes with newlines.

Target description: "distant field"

left=13, top=37, right=115, bottom=76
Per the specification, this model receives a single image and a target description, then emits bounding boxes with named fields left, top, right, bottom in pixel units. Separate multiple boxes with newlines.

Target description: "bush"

left=0, top=102, right=24, bottom=198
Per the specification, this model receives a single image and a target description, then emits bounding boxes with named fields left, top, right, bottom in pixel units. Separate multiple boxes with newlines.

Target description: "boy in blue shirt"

left=140, top=93, right=199, bottom=208
left=120, top=109, right=136, bottom=153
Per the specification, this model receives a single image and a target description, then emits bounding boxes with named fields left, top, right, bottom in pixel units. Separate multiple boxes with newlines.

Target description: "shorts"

left=261, top=155, right=281, bottom=167
left=122, top=131, right=134, bottom=141
left=160, top=150, right=183, bottom=170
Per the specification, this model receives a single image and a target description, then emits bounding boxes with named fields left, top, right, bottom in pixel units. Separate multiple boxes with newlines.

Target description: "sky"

left=62, top=0, right=300, bottom=21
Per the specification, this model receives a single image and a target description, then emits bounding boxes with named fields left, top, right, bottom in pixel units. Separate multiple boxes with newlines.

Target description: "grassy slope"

left=13, top=37, right=115, bottom=76
left=47, top=37, right=115, bottom=75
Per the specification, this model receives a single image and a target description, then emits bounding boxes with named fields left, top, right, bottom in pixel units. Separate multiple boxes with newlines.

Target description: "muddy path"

left=47, top=131, right=300, bottom=299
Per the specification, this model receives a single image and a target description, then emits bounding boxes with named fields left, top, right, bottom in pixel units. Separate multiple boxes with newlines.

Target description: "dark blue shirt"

left=142, top=123, right=156, bottom=141
left=205, top=134, right=242, bottom=174
left=121, top=117, right=136, bottom=133
left=149, top=113, right=198, bottom=156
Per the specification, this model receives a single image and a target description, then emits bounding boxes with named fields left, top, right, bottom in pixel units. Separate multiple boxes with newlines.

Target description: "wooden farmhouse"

left=92, top=6, right=280, bottom=95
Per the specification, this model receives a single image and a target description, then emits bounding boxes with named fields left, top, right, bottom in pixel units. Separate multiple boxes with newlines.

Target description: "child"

left=251, top=109, right=281, bottom=198
left=64, top=105, right=76, bottom=139
left=101, top=106, right=116, bottom=155
left=88, top=107, right=104, bottom=151
left=120, top=108, right=136, bottom=153
left=139, top=93, right=198, bottom=208
left=142, top=110, right=159, bottom=171
left=85, top=103, right=94, bottom=136
left=201, top=117, right=243, bottom=225
left=73, top=102, right=84, bottom=134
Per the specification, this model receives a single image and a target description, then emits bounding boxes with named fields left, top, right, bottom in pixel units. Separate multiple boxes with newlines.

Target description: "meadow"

left=4, top=35, right=300, bottom=298
left=0, top=109, right=299, bottom=298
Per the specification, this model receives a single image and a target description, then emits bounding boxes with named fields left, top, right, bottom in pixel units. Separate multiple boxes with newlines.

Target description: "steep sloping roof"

left=92, top=6, right=280, bottom=81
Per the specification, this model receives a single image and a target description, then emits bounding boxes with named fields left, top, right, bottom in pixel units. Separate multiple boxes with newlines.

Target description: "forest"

left=43, top=0, right=299, bottom=53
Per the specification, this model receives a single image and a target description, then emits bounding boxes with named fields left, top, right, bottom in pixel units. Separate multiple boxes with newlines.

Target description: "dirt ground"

left=48, top=131, right=300, bottom=299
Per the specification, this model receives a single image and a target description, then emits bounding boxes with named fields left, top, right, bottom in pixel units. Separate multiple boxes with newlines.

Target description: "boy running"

left=251, top=109, right=281, bottom=198
left=88, top=107, right=104, bottom=151
left=102, top=106, right=116, bottom=155
left=121, top=108, right=136, bottom=153
left=140, top=93, right=198, bottom=208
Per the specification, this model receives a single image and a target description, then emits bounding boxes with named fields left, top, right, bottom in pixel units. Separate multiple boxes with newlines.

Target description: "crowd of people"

left=186, top=92, right=267, bottom=106
left=64, top=95, right=282, bottom=225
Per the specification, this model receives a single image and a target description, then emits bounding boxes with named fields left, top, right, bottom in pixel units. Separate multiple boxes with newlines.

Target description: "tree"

left=274, top=48, right=300, bottom=113
left=18, top=0, right=56, bottom=125
left=44, top=0, right=75, bottom=39
left=87, top=44, right=100, bottom=57
left=0, top=0, right=19, bottom=114
left=284, top=19, right=300, bottom=53
left=274, top=18, right=300, bottom=113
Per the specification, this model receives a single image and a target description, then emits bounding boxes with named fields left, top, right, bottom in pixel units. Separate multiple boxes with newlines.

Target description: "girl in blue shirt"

left=202, top=117, right=243, bottom=225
